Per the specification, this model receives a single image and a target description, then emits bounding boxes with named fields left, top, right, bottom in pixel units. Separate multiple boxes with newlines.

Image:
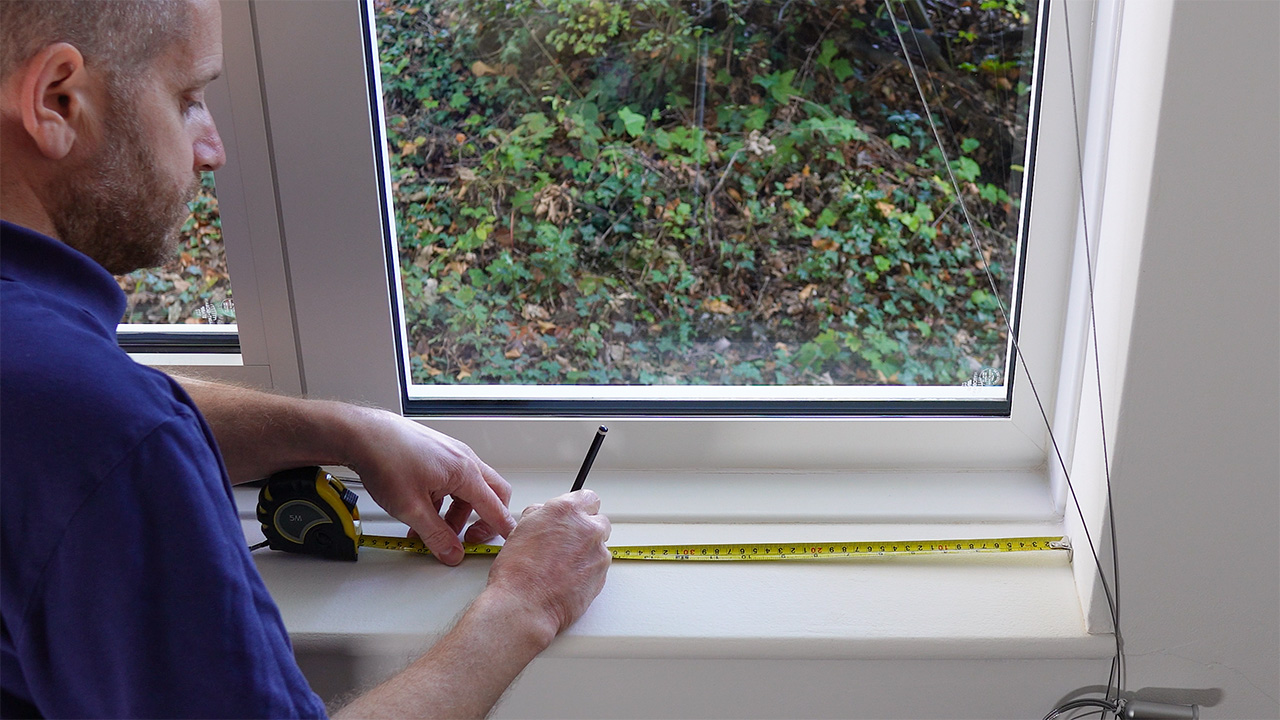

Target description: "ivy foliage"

left=380, top=0, right=1034, bottom=387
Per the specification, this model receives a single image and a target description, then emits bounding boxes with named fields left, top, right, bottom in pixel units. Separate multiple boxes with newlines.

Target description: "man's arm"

left=174, top=376, right=354, bottom=482
left=334, top=491, right=612, bottom=719
left=174, top=376, right=516, bottom=564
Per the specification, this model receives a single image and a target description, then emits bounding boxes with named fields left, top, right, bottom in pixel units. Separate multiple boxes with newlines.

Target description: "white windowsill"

left=129, top=353, right=244, bottom=366
left=235, top=474, right=1111, bottom=662
left=127, top=354, right=274, bottom=387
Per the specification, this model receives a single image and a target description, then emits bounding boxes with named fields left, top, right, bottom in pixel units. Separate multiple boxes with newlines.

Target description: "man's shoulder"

left=3, top=308, right=189, bottom=420
left=1, top=302, right=206, bottom=484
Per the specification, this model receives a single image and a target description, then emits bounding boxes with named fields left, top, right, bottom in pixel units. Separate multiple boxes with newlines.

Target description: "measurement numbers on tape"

left=359, top=535, right=1071, bottom=561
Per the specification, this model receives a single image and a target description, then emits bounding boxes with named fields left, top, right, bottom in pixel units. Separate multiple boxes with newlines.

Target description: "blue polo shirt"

left=1, top=221, right=326, bottom=718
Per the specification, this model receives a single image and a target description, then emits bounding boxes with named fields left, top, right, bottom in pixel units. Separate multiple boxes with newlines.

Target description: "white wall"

left=1094, top=0, right=1279, bottom=715
left=482, top=1, right=1280, bottom=717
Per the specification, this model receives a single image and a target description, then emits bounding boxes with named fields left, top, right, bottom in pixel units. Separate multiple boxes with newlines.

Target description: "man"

left=0, top=1, right=612, bottom=717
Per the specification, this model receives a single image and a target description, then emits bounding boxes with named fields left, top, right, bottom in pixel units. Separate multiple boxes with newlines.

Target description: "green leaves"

left=816, top=39, right=855, bottom=82
left=375, top=0, right=1027, bottom=387
left=952, top=156, right=981, bottom=182
left=754, top=69, right=801, bottom=105
left=617, top=106, right=646, bottom=138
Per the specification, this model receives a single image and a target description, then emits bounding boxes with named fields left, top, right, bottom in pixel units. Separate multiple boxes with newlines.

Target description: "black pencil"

left=571, top=426, right=608, bottom=491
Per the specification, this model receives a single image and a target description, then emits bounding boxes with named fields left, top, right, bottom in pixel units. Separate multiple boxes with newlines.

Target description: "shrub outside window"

left=371, top=0, right=1044, bottom=415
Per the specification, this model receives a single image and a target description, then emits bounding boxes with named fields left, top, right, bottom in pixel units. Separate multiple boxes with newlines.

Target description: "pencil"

left=571, top=426, right=608, bottom=491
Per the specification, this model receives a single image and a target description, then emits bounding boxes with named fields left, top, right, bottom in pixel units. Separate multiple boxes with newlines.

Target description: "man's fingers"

left=409, top=508, right=496, bottom=550
left=462, top=491, right=603, bottom=543
left=479, top=460, right=513, bottom=506
left=465, top=517, right=488, bottom=540
left=457, top=461, right=516, bottom=539
left=406, top=513, right=465, bottom=566
left=593, top=513, right=612, bottom=542
left=464, top=520, right=496, bottom=544
left=443, top=498, right=472, bottom=535
left=520, top=491, right=600, bottom=522
left=561, top=489, right=601, bottom=514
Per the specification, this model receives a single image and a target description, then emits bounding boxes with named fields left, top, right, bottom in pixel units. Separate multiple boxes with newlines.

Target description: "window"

left=367, top=0, right=1046, bottom=417
left=234, top=0, right=1185, bottom=667
left=115, top=172, right=240, bottom=353
left=241, top=0, right=1097, bottom=476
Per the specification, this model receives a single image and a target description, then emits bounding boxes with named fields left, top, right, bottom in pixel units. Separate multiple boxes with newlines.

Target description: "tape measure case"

left=256, top=467, right=362, bottom=561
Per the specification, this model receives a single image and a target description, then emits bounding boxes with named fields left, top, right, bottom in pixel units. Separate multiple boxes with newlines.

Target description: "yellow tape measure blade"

left=607, top=537, right=1070, bottom=561
left=358, top=535, right=502, bottom=557
left=357, top=535, right=1069, bottom=561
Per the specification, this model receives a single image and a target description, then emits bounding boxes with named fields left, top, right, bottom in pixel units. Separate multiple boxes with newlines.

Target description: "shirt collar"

left=1, top=220, right=128, bottom=335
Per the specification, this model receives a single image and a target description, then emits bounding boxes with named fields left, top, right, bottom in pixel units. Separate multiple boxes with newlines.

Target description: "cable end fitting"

left=1050, top=537, right=1073, bottom=562
left=1121, top=699, right=1199, bottom=720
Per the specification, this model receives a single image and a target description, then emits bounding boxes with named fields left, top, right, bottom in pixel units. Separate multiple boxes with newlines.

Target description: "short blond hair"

left=0, top=0, right=191, bottom=91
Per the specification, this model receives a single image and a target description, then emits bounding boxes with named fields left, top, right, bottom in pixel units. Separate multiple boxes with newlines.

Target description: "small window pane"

left=374, top=0, right=1039, bottom=391
left=116, top=172, right=237, bottom=328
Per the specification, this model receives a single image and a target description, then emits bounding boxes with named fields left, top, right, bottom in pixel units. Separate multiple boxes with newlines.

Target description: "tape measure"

left=256, top=467, right=1071, bottom=562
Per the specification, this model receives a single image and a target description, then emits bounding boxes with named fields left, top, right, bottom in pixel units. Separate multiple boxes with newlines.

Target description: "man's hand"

left=336, top=406, right=518, bottom=566
left=173, top=378, right=517, bottom=566
left=484, top=490, right=612, bottom=641
left=334, top=491, right=611, bottom=719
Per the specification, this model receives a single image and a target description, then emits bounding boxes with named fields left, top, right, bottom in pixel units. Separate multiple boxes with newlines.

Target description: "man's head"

left=0, top=0, right=226, bottom=274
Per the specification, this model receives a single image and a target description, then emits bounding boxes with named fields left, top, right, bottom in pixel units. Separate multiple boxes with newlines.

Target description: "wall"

left=485, top=1, right=1280, bottom=717
left=1095, top=0, right=1279, bottom=715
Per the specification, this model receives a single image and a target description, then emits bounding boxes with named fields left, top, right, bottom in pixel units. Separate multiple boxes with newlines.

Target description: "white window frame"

left=237, top=0, right=1104, bottom=478
left=207, top=0, right=1189, bottom=643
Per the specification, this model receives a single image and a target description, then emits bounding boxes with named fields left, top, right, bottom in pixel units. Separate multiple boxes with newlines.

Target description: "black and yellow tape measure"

left=256, top=467, right=1071, bottom=562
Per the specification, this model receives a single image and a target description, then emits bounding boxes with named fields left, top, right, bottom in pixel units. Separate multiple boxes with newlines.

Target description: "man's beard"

left=47, top=98, right=199, bottom=275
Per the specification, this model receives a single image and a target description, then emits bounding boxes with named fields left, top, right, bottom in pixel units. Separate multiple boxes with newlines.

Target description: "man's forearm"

left=174, top=376, right=360, bottom=483
left=333, top=587, right=559, bottom=719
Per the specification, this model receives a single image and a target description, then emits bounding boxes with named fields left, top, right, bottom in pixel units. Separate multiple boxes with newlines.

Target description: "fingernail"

left=440, top=546, right=463, bottom=565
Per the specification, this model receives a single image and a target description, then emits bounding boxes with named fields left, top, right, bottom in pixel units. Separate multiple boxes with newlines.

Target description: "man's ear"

left=17, top=43, right=96, bottom=160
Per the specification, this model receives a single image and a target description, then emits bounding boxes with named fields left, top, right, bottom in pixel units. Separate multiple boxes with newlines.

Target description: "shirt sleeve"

left=13, top=416, right=328, bottom=719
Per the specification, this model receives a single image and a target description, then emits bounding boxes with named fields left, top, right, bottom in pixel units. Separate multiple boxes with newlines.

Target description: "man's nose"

left=196, top=122, right=226, bottom=172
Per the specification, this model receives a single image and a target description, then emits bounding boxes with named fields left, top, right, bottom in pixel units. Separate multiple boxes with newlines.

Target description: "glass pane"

left=116, top=172, right=237, bottom=327
left=374, top=0, right=1038, bottom=389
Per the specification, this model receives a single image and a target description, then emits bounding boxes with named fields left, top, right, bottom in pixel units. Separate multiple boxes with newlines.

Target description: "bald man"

left=0, top=1, right=610, bottom=716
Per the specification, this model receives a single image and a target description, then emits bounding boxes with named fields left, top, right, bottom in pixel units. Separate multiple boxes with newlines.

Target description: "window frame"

left=124, top=0, right=1190, bottom=649
left=368, top=0, right=1046, bottom=419
left=237, top=0, right=1098, bottom=476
